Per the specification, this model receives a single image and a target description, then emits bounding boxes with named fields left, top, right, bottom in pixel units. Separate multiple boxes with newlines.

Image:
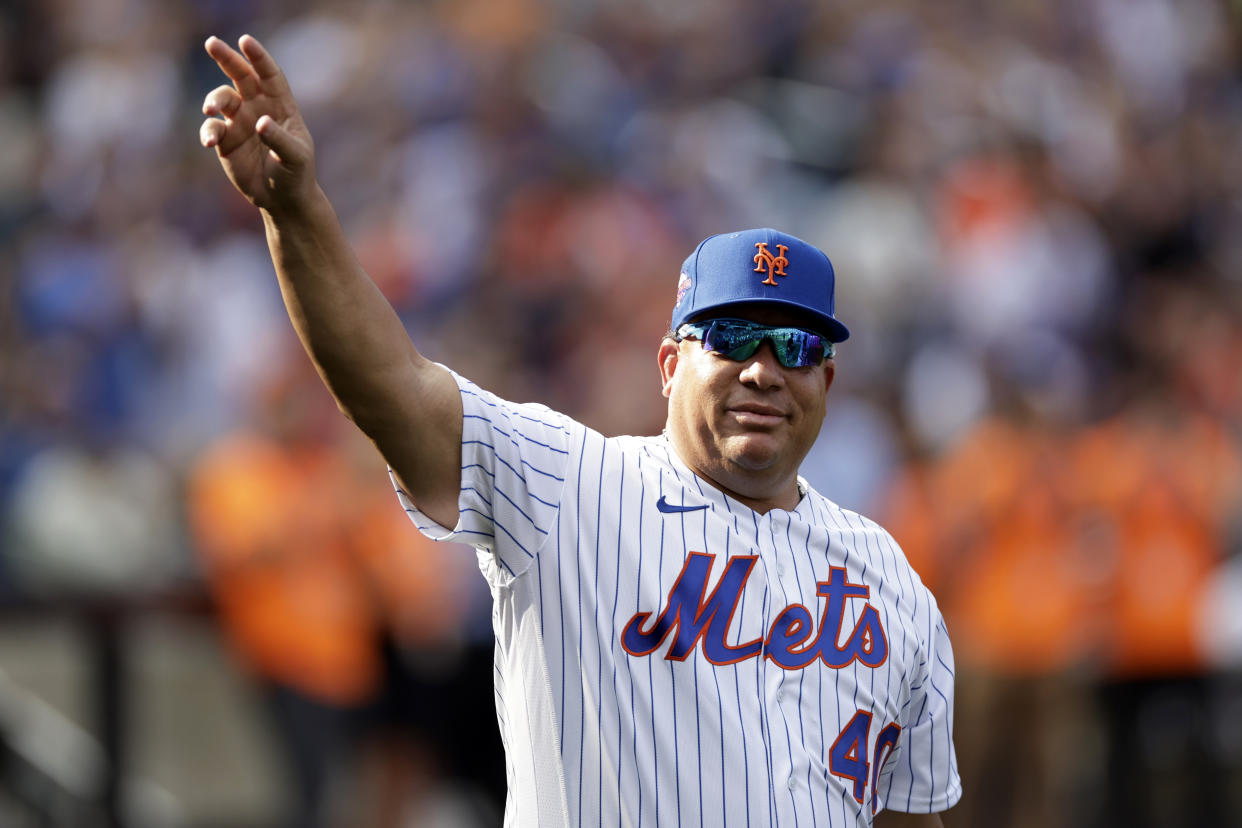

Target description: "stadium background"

left=1, top=0, right=1241, bottom=825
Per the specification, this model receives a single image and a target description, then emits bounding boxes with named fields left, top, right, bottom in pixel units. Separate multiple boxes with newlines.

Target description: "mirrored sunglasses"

left=675, top=318, right=834, bottom=368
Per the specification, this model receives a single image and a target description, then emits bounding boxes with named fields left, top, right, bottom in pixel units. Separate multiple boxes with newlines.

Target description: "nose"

left=737, top=340, right=785, bottom=389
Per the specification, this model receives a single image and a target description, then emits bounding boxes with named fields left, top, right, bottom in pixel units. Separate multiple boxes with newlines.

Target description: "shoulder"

left=451, top=369, right=575, bottom=431
left=449, top=368, right=674, bottom=468
left=805, top=486, right=942, bottom=611
left=608, top=433, right=672, bottom=457
left=804, top=485, right=904, bottom=551
left=572, top=433, right=679, bottom=479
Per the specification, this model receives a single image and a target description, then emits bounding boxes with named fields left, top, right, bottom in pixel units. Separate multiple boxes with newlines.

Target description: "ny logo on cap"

left=753, top=242, right=789, bottom=286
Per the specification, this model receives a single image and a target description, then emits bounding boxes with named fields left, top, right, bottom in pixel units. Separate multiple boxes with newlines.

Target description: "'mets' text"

left=621, top=552, right=889, bottom=670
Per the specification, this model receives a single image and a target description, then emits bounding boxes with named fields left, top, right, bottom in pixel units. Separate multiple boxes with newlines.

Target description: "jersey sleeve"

left=876, top=601, right=962, bottom=814
left=392, top=368, right=575, bottom=579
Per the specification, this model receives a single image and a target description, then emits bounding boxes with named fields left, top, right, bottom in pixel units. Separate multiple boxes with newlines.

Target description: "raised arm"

left=199, top=35, right=461, bottom=527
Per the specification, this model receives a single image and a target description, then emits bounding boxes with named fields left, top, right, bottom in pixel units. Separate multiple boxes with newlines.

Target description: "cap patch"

left=674, top=272, right=692, bottom=307
left=753, top=242, right=789, bottom=286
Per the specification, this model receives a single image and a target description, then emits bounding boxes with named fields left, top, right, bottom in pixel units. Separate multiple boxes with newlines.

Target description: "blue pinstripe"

left=747, top=508, right=778, bottom=828
left=459, top=461, right=557, bottom=508
left=584, top=437, right=606, bottom=825
left=664, top=471, right=683, bottom=827
left=610, top=456, right=626, bottom=827
left=905, top=692, right=930, bottom=810
left=720, top=498, right=752, bottom=828
left=768, top=519, right=802, bottom=828
left=494, top=485, right=551, bottom=535
left=674, top=488, right=705, bottom=828
left=836, top=507, right=853, bottom=826
left=688, top=472, right=730, bottom=828
left=463, top=413, right=571, bottom=455
left=460, top=387, right=571, bottom=435
left=655, top=469, right=668, bottom=826
left=563, top=428, right=589, bottom=778
left=871, top=517, right=909, bottom=813
left=633, top=451, right=647, bottom=827
left=483, top=511, right=535, bottom=558
left=790, top=520, right=820, bottom=818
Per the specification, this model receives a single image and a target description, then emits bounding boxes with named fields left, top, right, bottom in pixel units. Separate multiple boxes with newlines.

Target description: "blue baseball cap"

left=671, top=228, right=850, bottom=343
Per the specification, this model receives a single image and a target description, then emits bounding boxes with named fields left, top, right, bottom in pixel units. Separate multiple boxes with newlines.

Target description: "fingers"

left=255, top=115, right=309, bottom=169
left=202, top=33, right=311, bottom=181
left=205, top=35, right=261, bottom=99
left=200, top=117, right=227, bottom=149
left=200, top=80, right=256, bottom=155
left=238, top=35, right=293, bottom=98
left=201, top=81, right=256, bottom=148
left=201, top=84, right=242, bottom=120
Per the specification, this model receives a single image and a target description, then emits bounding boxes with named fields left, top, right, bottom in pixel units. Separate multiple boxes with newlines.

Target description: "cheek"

left=671, top=361, right=714, bottom=415
left=681, top=355, right=729, bottom=397
left=796, top=376, right=830, bottom=420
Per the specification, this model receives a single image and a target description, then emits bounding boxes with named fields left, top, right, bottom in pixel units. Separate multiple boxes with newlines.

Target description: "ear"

left=658, top=338, right=680, bottom=399
left=822, top=358, right=836, bottom=396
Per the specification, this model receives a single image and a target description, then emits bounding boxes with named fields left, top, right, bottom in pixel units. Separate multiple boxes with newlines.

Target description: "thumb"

left=256, top=115, right=309, bottom=169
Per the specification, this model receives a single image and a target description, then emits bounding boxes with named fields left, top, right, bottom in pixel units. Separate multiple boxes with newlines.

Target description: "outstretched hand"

left=200, top=35, right=316, bottom=213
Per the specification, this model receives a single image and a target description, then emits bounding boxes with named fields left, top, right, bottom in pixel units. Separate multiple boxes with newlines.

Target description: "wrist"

left=260, top=181, right=331, bottom=227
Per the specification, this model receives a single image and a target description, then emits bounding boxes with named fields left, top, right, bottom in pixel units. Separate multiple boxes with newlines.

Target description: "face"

left=659, top=305, right=835, bottom=507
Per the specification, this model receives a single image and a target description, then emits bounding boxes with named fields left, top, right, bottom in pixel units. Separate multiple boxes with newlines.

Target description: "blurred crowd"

left=2, top=0, right=1242, bottom=825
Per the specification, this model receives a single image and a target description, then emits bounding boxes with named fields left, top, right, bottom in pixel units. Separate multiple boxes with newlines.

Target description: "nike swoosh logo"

left=656, top=495, right=709, bottom=514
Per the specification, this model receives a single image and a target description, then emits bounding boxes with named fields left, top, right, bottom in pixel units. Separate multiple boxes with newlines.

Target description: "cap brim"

left=684, top=299, right=850, bottom=343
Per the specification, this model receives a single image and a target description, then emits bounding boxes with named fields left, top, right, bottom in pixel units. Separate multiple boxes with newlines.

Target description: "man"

left=200, top=34, right=960, bottom=827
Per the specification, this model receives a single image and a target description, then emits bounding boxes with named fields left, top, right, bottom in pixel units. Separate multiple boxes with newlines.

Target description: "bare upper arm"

left=873, top=811, right=946, bottom=828
left=354, top=356, right=463, bottom=529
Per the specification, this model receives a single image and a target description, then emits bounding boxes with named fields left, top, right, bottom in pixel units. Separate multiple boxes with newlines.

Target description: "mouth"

left=725, top=403, right=788, bottom=427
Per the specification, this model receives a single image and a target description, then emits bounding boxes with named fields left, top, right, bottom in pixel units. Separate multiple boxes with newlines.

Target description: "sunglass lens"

left=700, top=320, right=826, bottom=368
left=723, top=340, right=763, bottom=361
left=774, top=331, right=825, bottom=368
left=702, top=322, right=757, bottom=360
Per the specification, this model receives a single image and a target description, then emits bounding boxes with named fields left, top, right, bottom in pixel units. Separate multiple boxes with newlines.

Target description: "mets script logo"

left=754, top=242, right=789, bottom=286
left=621, top=552, right=888, bottom=670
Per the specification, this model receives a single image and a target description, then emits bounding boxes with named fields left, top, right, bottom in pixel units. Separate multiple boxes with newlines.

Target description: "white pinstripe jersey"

left=395, top=370, right=961, bottom=827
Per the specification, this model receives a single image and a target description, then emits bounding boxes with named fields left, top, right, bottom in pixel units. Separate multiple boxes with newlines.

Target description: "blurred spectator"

left=187, top=355, right=384, bottom=827
left=4, top=432, right=183, bottom=596
left=1081, top=322, right=1242, bottom=827
left=884, top=412, right=1103, bottom=828
left=885, top=355, right=1242, bottom=828
left=187, top=353, right=501, bottom=827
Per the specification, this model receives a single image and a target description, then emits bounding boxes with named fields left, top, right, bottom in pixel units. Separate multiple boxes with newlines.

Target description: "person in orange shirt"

left=1076, top=396, right=1237, bottom=828
left=190, top=356, right=505, bottom=826
left=884, top=414, right=1105, bottom=828
left=188, top=362, right=384, bottom=828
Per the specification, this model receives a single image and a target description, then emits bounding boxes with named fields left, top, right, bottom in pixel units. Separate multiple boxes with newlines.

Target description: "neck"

left=709, top=476, right=802, bottom=514
left=663, top=430, right=803, bottom=514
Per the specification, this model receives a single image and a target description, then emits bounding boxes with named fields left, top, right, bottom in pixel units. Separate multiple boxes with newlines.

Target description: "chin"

left=722, top=433, right=784, bottom=471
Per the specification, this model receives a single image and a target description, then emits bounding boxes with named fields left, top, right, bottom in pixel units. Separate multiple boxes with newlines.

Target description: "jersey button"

left=776, top=563, right=786, bottom=578
left=786, top=776, right=797, bottom=791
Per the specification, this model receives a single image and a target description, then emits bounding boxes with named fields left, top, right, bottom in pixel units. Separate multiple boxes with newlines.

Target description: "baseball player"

left=200, top=34, right=960, bottom=827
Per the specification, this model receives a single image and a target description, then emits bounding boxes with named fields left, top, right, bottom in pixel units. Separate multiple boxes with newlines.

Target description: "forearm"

left=261, top=185, right=422, bottom=432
